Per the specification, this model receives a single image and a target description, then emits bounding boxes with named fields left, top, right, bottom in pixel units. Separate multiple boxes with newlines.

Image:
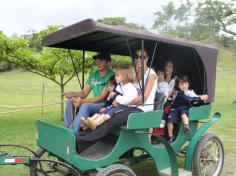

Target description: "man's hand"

left=73, top=97, right=83, bottom=107
left=63, top=92, right=74, bottom=99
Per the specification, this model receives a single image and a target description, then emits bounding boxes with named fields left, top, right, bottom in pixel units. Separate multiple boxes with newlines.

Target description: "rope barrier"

left=0, top=100, right=66, bottom=114
left=0, top=94, right=67, bottom=114
left=0, top=101, right=65, bottom=109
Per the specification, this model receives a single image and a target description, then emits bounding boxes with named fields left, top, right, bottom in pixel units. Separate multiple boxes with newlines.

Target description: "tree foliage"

left=152, top=0, right=236, bottom=47
left=98, top=17, right=146, bottom=30
left=153, top=2, right=177, bottom=34
left=0, top=27, right=94, bottom=119
left=196, top=0, right=236, bottom=36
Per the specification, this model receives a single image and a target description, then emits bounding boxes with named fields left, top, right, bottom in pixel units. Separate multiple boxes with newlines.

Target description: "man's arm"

left=81, top=87, right=110, bottom=103
left=64, top=84, right=91, bottom=99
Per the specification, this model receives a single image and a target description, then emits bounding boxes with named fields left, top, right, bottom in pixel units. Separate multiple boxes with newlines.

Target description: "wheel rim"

left=109, top=173, right=131, bottom=176
left=198, top=137, right=223, bottom=176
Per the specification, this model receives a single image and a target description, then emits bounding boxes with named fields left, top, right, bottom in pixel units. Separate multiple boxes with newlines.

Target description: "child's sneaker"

left=184, top=124, right=190, bottom=133
left=168, top=136, right=175, bottom=143
left=160, top=120, right=166, bottom=128
left=87, top=118, right=97, bottom=130
left=80, top=117, right=89, bottom=130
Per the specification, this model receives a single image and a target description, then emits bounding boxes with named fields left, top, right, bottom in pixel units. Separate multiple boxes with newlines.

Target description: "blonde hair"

left=115, top=67, right=134, bottom=84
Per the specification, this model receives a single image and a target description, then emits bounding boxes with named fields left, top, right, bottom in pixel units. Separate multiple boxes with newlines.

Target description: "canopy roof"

left=43, top=19, right=218, bottom=102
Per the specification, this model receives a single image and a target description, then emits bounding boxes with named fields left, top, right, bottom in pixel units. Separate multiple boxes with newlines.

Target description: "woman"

left=76, top=49, right=157, bottom=152
left=164, top=61, right=177, bottom=97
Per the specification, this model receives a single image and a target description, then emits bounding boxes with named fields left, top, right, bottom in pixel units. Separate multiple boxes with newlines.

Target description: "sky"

left=0, top=0, right=180, bottom=36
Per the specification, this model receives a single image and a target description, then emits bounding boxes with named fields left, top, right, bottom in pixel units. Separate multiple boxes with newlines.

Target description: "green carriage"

left=0, top=19, right=224, bottom=176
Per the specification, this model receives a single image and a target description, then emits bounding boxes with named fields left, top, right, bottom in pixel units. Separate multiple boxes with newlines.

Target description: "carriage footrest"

left=79, top=138, right=116, bottom=160
left=160, top=168, right=192, bottom=176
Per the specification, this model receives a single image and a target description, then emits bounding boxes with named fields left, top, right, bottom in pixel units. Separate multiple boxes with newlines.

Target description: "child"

left=80, top=75, right=121, bottom=130
left=166, top=76, right=208, bottom=143
left=151, top=69, right=169, bottom=142
left=154, top=69, right=169, bottom=110
left=80, top=66, right=138, bottom=130
left=99, top=75, right=122, bottom=113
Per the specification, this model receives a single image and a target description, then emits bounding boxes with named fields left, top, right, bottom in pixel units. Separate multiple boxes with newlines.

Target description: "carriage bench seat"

left=121, top=104, right=211, bottom=130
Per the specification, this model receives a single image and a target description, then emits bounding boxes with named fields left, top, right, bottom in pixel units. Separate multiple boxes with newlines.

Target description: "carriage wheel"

left=29, top=148, right=81, bottom=176
left=96, top=164, right=136, bottom=176
left=193, top=133, right=224, bottom=176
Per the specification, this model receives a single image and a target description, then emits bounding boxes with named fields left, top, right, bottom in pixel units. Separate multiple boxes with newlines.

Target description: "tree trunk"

left=60, top=75, right=64, bottom=121
left=60, top=85, right=64, bottom=121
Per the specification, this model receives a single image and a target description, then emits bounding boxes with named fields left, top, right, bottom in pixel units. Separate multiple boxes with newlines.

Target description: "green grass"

left=217, top=46, right=236, bottom=71
left=0, top=46, right=236, bottom=175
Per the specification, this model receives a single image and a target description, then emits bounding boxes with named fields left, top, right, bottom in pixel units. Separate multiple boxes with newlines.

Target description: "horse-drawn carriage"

left=0, top=19, right=224, bottom=176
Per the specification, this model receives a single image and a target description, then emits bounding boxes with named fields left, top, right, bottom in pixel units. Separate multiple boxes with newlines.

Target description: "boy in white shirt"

left=154, top=69, right=169, bottom=110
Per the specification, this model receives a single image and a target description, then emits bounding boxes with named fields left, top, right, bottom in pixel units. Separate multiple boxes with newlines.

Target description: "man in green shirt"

left=64, top=52, right=115, bottom=134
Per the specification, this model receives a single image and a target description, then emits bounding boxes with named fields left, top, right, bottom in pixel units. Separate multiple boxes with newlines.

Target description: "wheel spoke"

left=193, top=133, right=224, bottom=176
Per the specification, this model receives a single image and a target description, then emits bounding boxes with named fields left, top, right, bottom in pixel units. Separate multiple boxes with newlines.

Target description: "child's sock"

left=160, top=120, right=166, bottom=128
left=184, top=124, right=190, bottom=133
left=168, top=136, right=175, bottom=143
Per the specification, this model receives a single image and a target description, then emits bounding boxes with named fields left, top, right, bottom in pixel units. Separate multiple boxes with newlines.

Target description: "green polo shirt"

left=87, top=69, right=115, bottom=97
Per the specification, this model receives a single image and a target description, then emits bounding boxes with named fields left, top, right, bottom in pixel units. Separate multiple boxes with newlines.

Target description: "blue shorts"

left=104, top=105, right=130, bottom=117
left=167, top=108, right=188, bottom=123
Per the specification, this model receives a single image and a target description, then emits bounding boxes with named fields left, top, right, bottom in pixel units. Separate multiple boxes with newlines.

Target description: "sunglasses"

left=134, top=54, right=147, bottom=60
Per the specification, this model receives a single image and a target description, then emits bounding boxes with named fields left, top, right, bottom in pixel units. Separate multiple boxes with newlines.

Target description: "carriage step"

left=160, top=168, right=192, bottom=176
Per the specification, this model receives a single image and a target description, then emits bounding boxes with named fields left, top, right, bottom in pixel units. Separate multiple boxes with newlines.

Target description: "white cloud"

left=0, top=0, right=171, bottom=36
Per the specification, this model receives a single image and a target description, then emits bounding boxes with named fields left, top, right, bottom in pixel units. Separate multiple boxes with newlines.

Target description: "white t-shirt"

left=184, top=89, right=199, bottom=97
left=168, top=77, right=176, bottom=91
left=157, top=81, right=169, bottom=98
left=134, top=68, right=157, bottom=112
left=115, top=83, right=138, bottom=105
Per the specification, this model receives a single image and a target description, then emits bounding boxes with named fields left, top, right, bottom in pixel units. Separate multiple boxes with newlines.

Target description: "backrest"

left=188, top=104, right=211, bottom=121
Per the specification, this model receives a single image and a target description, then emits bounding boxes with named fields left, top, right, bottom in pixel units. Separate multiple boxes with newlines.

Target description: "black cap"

left=93, top=52, right=111, bottom=61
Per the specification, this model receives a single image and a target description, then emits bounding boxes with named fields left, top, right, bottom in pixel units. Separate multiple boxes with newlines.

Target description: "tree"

left=153, top=2, right=176, bottom=34
left=152, top=0, right=236, bottom=40
left=196, top=0, right=236, bottom=37
left=98, top=17, right=146, bottom=30
left=0, top=27, right=93, bottom=120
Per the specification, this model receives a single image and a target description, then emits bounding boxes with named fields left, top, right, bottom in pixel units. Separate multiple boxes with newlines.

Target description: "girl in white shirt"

left=81, top=66, right=138, bottom=130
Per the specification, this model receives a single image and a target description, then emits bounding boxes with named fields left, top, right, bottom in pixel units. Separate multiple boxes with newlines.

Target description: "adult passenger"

left=164, top=61, right=177, bottom=97
left=63, top=52, right=115, bottom=134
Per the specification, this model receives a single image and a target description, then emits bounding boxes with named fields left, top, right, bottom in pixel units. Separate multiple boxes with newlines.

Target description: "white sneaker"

left=160, top=120, right=166, bottom=128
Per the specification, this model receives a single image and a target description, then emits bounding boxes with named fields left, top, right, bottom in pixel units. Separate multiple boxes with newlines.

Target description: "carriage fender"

left=184, top=112, right=221, bottom=171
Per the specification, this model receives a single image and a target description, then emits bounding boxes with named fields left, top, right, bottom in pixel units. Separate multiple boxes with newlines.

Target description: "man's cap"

left=93, top=52, right=111, bottom=61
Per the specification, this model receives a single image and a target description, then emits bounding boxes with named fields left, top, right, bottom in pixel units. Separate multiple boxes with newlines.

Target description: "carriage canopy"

left=43, top=19, right=218, bottom=102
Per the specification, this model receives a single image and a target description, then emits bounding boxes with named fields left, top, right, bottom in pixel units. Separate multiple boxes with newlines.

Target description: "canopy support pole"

left=82, top=50, right=85, bottom=89
left=68, top=49, right=82, bottom=89
left=141, top=40, right=145, bottom=105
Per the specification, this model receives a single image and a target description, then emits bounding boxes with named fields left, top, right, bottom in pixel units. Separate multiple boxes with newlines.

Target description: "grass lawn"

left=0, top=65, right=236, bottom=175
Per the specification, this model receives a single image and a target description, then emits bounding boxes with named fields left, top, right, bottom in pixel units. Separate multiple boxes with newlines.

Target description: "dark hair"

left=107, top=75, right=116, bottom=86
left=164, top=60, right=175, bottom=80
left=175, top=75, right=190, bottom=90
left=156, top=69, right=165, bottom=74
left=93, top=52, right=111, bottom=61
left=133, top=48, right=149, bottom=59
